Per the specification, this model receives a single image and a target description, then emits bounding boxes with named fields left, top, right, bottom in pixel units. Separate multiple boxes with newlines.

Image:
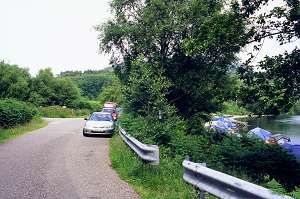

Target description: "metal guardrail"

left=119, top=127, right=159, bottom=165
left=183, top=159, right=293, bottom=199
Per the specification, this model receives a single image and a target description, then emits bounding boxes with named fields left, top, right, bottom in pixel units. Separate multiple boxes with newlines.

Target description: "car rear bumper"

left=83, top=128, right=114, bottom=135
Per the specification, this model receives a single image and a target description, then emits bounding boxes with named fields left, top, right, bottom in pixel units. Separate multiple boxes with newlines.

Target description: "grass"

left=39, top=106, right=91, bottom=118
left=288, top=101, right=300, bottom=115
left=109, top=135, right=198, bottom=199
left=0, top=117, right=47, bottom=144
left=219, top=101, right=250, bottom=116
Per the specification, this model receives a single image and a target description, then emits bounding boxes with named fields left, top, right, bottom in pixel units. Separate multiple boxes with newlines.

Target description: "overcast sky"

left=1, top=0, right=111, bottom=75
left=1, top=0, right=299, bottom=76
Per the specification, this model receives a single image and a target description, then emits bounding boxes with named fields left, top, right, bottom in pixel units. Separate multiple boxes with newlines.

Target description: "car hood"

left=85, top=121, right=113, bottom=128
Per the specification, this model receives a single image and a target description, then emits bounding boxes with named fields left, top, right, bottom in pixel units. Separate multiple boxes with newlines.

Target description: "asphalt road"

left=0, top=118, right=140, bottom=199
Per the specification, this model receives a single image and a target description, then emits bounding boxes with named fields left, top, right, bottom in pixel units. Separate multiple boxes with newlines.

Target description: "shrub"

left=216, top=136, right=300, bottom=191
left=98, top=78, right=123, bottom=106
left=0, top=62, right=31, bottom=101
left=0, top=99, right=38, bottom=128
left=69, top=98, right=102, bottom=111
left=38, top=106, right=90, bottom=118
left=288, top=101, right=300, bottom=115
left=220, top=101, right=250, bottom=115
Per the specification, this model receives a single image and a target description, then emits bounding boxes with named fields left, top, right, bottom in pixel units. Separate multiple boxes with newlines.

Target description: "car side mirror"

left=84, top=118, right=88, bottom=120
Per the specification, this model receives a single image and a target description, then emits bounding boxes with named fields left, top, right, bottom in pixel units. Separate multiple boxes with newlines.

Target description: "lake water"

left=242, top=115, right=300, bottom=144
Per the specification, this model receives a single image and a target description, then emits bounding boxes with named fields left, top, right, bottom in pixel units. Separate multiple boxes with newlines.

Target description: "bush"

left=0, top=61, right=31, bottom=101
left=118, top=112, right=300, bottom=192
left=110, top=135, right=198, bottom=199
left=288, top=101, right=300, bottom=115
left=98, top=78, right=123, bottom=106
left=220, top=101, right=250, bottom=115
left=0, top=99, right=38, bottom=128
left=39, top=106, right=91, bottom=118
left=68, top=98, right=102, bottom=111
left=216, top=136, right=300, bottom=191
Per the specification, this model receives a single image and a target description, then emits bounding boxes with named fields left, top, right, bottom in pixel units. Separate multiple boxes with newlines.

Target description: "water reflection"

left=242, top=115, right=300, bottom=144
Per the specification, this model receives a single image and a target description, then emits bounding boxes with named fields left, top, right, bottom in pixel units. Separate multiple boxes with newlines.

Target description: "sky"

left=1, top=0, right=299, bottom=76
left=1, top=0, right=111, bottom=75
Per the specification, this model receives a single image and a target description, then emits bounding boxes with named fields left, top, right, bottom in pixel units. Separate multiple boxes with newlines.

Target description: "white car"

left=83, top=112, right=115, bottom=136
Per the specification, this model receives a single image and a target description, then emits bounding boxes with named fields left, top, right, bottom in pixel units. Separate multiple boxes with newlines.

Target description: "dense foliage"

left=60, top=70, right=114, bottom=99
left=99, top=0, right=299, bottom=117
left=0, top=99, right=38, bottom=128
left=38, top=106, right=91, bottom=118
left=98, top=0, right=250, bottom=118
left=239, top=49, right=300, bottom=115
left=119, top=113, right=300, bottom=191
left=0, top=61, right=31, bottom=101
left=98, top=78, right=123, bottom=105
left=99, top=0, right=300, bottom=192
left=29, top=68, right=80, bottom=107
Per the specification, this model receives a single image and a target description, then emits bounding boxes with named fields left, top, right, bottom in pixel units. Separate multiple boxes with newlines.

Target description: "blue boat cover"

left=248, top=127, right=272, bottom=141
left=282, top=143, right=300, bottom=161
left=210, top=117, right=237, bottom=133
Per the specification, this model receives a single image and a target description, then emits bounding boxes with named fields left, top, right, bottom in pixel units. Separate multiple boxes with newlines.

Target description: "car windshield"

left=102, top=109, right=113, bottom=113
left=89, top=113, right=112, bottom=121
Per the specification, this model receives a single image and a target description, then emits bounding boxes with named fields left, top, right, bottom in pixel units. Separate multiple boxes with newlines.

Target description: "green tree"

left=98, top=0, right=249, bottom=119
left=60, top=70, right=113, bottom=99
left=98, top=78, right=123, bottom=105
left=0, top=61, right=31, bottom=101
left=29, top=68, right=57, bottom=106
left=53, top=78, right=80, bottom=106
left=29, top=68, right=80, bottom=106
left=239, top=49, right=300, bottom=115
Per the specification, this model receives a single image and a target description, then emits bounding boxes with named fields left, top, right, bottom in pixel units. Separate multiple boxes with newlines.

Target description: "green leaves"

left=0, top=61, right=31, bottom=101
left=0, top=99, right=37, bottom=128
left=239, top=49, right=300, bottom=115
left=29, top=68, right=81, bottom=107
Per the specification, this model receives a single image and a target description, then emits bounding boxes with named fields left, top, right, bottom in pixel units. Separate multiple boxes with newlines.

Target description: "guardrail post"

left=152, top=145, right=159, bottom=165
left=198, top=191, right=205, bottom=199
left=184, top=156, right=207, bottom=199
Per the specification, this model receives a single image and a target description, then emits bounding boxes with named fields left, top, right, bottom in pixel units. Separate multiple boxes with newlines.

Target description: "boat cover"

left=248, top=127, right=272, bottom=141
left=281, top=143, right=300, bottom=161
left=210, top=117, right=237, bottom=133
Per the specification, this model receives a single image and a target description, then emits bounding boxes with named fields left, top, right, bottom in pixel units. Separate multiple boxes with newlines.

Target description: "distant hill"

left=59, top=68, right=114, bottom=99
left=59, top=67, right=113, bottom=77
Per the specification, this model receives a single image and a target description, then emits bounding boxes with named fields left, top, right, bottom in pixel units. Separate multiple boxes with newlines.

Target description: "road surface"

left=0, top=118, right=140, bottom=199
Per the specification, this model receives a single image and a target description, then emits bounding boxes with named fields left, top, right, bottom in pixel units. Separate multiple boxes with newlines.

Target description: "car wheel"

left=83, top=130, right=88, bottom=137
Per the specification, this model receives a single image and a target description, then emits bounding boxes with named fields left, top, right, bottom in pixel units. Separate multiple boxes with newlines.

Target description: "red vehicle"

left=103, top=101, right=117, bottom=109
left=265, top=134, right=291, bottom=145
left=102, top=107, right=118, bottom=121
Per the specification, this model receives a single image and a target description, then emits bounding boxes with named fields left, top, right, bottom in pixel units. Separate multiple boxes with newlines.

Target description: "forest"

left=0, top=61, right=116, bottom=125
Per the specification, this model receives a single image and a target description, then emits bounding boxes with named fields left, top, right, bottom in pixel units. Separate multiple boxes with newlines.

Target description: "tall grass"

left=288, top=101, right=300, bottom=115
left=0, top=117, right=47, bottom=144
left=39, top=106, right=91, bottom=118
left=110, top=135, right=198, bottom=199
left=219, top=101, right=250, bottom=116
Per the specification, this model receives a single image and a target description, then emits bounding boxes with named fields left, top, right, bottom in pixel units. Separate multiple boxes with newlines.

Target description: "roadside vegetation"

left=288, top=101, right=300, bottom=115
left=100, top=0, right=300, bottom=197
left=218, top=101, right=250, bottom=116
left=110, top=135, right=198, bottom=199
left=0, top=117, right=47, bottom=144
left=0, top=61, right=112, bottom=143
left=59, top=69, right=114, bottom=99
left=0, top=61, right=113, bottom=118
left=38, top=106, right=91, bottom=118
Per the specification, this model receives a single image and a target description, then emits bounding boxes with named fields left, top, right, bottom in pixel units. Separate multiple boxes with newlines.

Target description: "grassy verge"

left=109, top=135, right=198, bottom=199
left=0, top=117, right=47, bottom=144
left=39, top=106, right=91, bottom=118
left=219, top=101, right=250, bottom=116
